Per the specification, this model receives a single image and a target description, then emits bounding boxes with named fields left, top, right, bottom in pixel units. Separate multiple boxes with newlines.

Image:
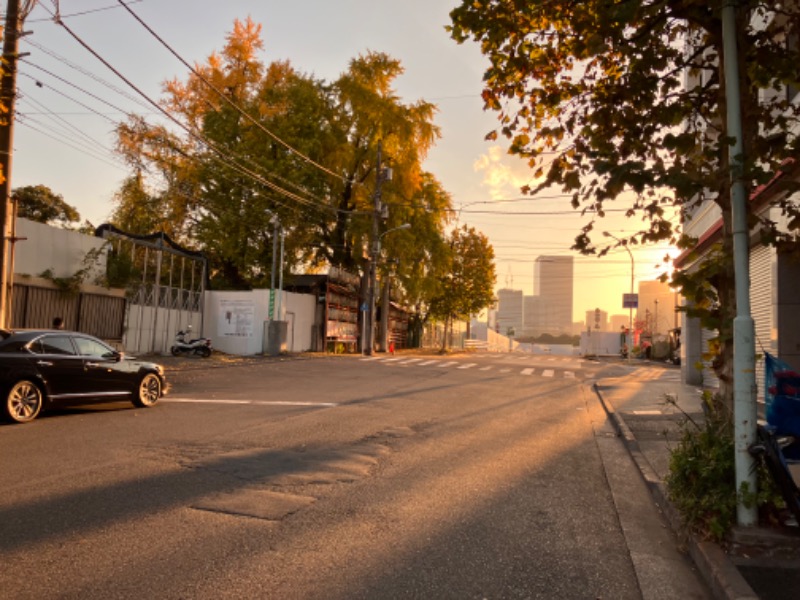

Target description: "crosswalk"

left=359, top=355, right=580, bottom=380
left=628, top=366, right=682, bottom=382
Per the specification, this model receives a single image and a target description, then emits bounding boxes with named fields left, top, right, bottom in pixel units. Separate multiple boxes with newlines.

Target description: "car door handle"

left=36, top=360, right=54, bottom=367
left=86, top=362, right=100, bottom=368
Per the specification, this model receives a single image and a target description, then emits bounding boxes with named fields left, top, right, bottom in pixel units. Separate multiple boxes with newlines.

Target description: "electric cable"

left=116, top=0, right=349, bottom=186
left=49, top=11, right=337, bottom=220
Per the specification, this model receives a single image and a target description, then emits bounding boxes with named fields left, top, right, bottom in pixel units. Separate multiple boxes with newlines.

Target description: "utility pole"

left=0, top=0, right=25, bottom=328
left=364, top=142, right=384, bottom=356
left=721, top=2, right=758, bottom=527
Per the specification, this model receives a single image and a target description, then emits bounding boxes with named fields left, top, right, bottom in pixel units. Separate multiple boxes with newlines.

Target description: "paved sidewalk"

left=594, top=362, right=800, bottom=600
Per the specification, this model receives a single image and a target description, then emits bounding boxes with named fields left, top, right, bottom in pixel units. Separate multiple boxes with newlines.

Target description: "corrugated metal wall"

left=700, top=327, right=721, bottom=389
left=10, top=284, right=126, bottom=341
left=750, top=245, right=775, bottom=401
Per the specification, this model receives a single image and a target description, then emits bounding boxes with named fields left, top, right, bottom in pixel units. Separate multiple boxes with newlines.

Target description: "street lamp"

left=365, top=223, right=411, bottom=355
left=603, top=231, right=634, bottom=363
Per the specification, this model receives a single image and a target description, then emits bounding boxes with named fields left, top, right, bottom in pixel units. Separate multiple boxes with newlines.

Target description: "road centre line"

left=166, top=398, right=339, bottom=407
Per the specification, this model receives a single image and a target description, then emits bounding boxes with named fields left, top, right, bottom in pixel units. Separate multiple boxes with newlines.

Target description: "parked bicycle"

left=749, top=424, right=800, bottom=525
left=748, top=353, right=800, bottom=525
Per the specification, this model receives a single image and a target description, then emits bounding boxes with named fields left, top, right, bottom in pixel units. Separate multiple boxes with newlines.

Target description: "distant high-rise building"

left=636, top=280, right=678, bottom=335
left=534, top=256, right=574, bottom=334
left=585, top=308, right=608, bottom=331
left=522, top=295, right=544, bottom=337
left=496, top=288, right=524, bottom=337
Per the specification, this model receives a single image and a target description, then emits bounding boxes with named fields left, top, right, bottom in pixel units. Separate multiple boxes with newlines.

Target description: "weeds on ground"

left=665, top=391, right=783, bottom=542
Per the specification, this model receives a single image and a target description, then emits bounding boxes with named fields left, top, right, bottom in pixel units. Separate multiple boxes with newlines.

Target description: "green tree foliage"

left=449, top=1, right=800, bottom=409
left=429, top=225, right=497, bottom=350
left=13, top=184, right=80, bottom=226
left=111, top=18, right=450, bottom=296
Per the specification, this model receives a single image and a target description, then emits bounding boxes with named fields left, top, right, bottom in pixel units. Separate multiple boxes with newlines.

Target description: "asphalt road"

left=0, top=352, right=709, bottom=599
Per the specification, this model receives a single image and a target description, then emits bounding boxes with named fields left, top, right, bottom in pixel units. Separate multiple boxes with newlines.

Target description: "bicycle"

left=749, top=424, right=800, bottom=525
left=749, top=357, right=800, bottom=525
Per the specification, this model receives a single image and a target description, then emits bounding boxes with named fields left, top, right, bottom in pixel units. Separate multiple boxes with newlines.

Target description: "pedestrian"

left=389, top=339, right=395, bottom=355
left=52, top=316, right=64, bottom=330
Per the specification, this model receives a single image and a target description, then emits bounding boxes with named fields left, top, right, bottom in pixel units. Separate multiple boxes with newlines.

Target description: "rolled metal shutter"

left=750, top=245, right=775, bottom=402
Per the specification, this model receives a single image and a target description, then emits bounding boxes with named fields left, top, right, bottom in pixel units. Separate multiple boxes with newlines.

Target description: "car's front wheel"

left=5, top=380, right=43, bottom=423
left=132, top=373, right=162, bottom=408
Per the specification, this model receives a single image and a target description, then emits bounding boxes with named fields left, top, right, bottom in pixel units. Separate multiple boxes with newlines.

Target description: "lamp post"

left=365, top=223, right=411, bottom=355
left=604, top=232, right=634, bottom=363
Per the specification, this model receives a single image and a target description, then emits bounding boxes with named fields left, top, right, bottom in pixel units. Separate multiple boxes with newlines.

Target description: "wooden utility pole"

left=0, top=0, right=24, bottom=328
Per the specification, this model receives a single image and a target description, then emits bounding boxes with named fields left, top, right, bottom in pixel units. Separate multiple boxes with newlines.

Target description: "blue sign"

left=623, top=293, right=638, bottom=309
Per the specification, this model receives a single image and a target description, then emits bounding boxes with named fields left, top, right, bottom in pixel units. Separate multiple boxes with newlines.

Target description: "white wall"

left=124, top=305, right=203, bottom=356
left=16, top=218, right=106, bottom=280
left=580, top=331, right=623, bottom=356
left=204, top=289, right=316, bottom=356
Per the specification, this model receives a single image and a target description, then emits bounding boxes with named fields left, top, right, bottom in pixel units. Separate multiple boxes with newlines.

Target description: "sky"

left=9, top=0, right=679, bottom=323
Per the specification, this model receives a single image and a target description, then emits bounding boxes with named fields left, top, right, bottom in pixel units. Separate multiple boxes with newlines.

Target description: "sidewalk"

left=594, top=362, right=800, bottom=600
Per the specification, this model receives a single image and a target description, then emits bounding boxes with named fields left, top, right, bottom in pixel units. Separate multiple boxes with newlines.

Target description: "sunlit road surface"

left=0, top=353, right=706, bottom=599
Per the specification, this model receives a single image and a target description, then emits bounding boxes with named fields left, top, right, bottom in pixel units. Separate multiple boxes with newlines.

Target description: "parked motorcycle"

left=170, top=326, right=212, bottom=358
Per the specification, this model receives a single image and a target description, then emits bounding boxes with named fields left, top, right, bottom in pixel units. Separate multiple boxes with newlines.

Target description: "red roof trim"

left=673, top=158, right=798, bottom=268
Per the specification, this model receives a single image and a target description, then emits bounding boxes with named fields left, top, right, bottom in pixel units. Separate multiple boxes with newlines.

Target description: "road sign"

left=623, top=293, right=638, bottom=309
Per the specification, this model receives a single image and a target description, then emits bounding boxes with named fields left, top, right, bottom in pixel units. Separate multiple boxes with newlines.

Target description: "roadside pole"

left=0, top=0, right=22, bottom=328
left=721, top=3, right=758, bottom=527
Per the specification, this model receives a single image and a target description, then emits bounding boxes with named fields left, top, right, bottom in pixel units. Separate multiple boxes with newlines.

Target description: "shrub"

left=665, top=392, right=782, bottom=541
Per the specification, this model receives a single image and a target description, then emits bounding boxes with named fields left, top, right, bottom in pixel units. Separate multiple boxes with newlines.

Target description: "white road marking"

left=500, top=368, right=512, bottom=373
left=521, top=368, right=534, bottom=375
left=418, top=360, right=439, bottom=366
left=166, top=398, right=338, bottom=407
left=438, top=361, right=458, bottom=368
left=458, top=363, right=478, bottom=369
left=479, top=366, right=493, bottom=371
left=542, top=369, right=555, bottom=377
left=381, top=357, right=404, bottom=363
left=564, top=371, right=575, bottom=378
left=399, top=358, right=423, bottom=364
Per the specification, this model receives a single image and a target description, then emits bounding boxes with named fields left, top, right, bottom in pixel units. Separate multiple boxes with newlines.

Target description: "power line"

left=19, top=0, right=146, bottom=22
left=17, top=116, right=125, bottom=170
left=20, top=59, right=136, bottom=118
left=17, top=93, right=116, bottom=157
left=19, top=60, right=335, bottom=220
left=115, top=0, right=348, bottom=186
left=48, top=10, right=337, bottom=220
left=23, top=37, right=154, bottom=113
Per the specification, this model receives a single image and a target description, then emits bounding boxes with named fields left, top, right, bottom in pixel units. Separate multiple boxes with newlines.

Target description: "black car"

left=0, top=329, right=167, bottom=424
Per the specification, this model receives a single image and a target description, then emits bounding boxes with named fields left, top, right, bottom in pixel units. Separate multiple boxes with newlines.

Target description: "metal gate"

left=95, top=225, right=207, bottom=355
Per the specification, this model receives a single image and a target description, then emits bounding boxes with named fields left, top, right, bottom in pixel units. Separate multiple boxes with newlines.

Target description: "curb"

left=593, top=382, right=759, bottom=600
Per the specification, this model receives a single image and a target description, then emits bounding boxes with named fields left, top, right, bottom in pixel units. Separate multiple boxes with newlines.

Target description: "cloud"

left=473, top=145, right=534, bottom=199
